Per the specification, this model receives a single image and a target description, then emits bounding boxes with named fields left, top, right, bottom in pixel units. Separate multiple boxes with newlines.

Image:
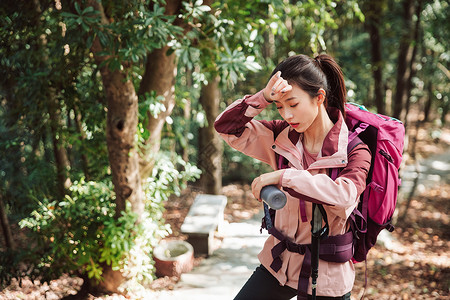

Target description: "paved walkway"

left=400, top=150, right=450, bottom=195
left=149, top=210, right=268, bottom=300
left=149, top=148, right=450, bottom=300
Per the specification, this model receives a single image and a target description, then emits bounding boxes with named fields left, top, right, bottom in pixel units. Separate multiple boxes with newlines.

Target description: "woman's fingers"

left=267, top=72, right=281, bottom=92
left=279, top=83, right=293, bottom=94
left=252, top=171, right=284, bottom=202
left=264, top=71, right=281, bottom=101
left=251, top=177, right=262, bottom=201
left=269, top=71, right=281, bottom=86
left=273, top=79, right=291, bottom=94
left=276, top=81, right=292, bottom=95
left=271, top=82, right=292, bottom=102
left=264, top=71, right=293, bottom=101
left=271, top=78, right=284, bottom=95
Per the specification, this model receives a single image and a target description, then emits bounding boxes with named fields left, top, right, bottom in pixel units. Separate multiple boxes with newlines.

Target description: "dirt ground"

left=1, top=118, right=449, bottom=299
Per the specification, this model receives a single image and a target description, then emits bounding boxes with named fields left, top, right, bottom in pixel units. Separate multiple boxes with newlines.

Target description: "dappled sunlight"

left=1, top=0, right=449, bottom=299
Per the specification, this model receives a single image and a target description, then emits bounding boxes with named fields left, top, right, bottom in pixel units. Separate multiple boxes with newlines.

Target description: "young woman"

left=214, top=54, right=372, bottom=300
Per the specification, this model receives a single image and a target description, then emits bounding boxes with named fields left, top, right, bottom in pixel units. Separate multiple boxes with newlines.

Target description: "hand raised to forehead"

left=263, top=71, right=293, bottom=102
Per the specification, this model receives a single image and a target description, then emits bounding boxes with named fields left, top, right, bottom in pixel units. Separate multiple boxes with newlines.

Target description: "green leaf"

left=74, top=2, right=82, bottom=15
left=82, top=6, right=95, bottom=15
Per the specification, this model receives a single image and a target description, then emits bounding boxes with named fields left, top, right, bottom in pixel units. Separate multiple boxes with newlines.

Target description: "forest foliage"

left=0, top=0, right=448, bottom=295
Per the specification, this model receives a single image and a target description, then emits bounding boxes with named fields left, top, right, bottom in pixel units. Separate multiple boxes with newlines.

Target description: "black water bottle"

left=260, top=185, right=287, bottom=210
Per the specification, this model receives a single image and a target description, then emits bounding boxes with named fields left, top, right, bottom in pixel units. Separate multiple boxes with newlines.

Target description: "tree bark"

left=138, top=46, right=178, bottom=177
left=423, top=81, right=433, bottom=122
left=198, top=77, right=222, bottom=195
left=393, top=0, right=416, bottom=120
left=404, top=0, right=422, bottom=128
left=73, top=103, right=91, bottom=180
left=32, top=0, right=71, bottom=197
left=89, top=3, right=143, bottom=221
left=262, top=2, right=274, bottom=60
left=88, top=0, right=144, bottom=293
left=362, top=0, right=386, bottom=114
left=183, top=68, right=192, bottom=162
left=48, top=94, right=72, bottom=197
left=0, top=194, right=15, bottom=250
left=441, top=102, right=449, bottom=126
left=436, top=62, right=450, bottom=125
left=138, top=0, right=184, bottom=178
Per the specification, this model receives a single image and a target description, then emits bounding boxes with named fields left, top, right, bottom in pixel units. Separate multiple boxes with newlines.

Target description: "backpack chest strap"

left=267, top=227, right=354, bottom=300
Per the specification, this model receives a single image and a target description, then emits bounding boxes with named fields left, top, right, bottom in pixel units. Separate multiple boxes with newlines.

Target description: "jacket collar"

left=273, top=107, right=348, bottom=170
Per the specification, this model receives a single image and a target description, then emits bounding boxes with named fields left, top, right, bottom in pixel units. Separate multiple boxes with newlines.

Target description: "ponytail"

left=271, top=54, right=347, bottom=118
left=314, top=54, right=347, bottom=118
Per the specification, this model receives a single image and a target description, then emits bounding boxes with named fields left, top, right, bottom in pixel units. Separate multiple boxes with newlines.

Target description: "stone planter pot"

left=153, top=240, right=194, bottom=277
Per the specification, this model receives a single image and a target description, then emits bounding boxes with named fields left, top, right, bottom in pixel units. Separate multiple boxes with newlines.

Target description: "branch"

left=437, top=62, right=450, bottom=79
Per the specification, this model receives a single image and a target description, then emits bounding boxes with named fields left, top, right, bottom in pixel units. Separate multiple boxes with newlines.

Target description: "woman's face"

left=274, top=84, right=320, bottom=133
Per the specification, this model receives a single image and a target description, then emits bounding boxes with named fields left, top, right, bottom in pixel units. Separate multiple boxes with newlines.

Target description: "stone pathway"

left=400, top=150, right=450, bottom=196
left=149, top=210, right=268, bottom=300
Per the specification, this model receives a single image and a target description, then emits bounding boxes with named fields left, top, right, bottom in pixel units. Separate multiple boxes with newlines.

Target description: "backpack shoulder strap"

left=348, top=136, right=364, bottom=153
left=330, top=135, right=364, bottom=180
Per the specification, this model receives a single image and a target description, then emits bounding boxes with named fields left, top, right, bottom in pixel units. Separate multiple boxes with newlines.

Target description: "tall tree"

left=32, top=0, right=72, bottom=197
left=393, top=0, right=417, bottom=120
left=87, top=0, right=144, bottom=220
left=180, top=0, right=265, bottom=193
left=198, top=76, right=222, bottom=194
left=138, top=1, right=186, bottom=179
left=362, top=0, right=387, bottom=114
left=72, top=102, right=91, bottom=180
left=84, top=1, right=144, bottom=291
left=0, top=194, right=15, bottom=250
left=47, top=95, right=72, bottom=197
left=404, top=0, right=423, bottom=128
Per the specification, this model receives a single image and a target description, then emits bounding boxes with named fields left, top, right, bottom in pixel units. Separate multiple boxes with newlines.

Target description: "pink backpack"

left=335, top=102, right=405, bottom=262
left=261, top=103, right=405, bottom=299
left=260, top=103, right=405, bottom=299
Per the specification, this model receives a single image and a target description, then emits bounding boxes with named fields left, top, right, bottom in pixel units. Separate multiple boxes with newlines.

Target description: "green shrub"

left=14, top=154, right=200, bottom=293
left=18, top=180, right=126, bottom=283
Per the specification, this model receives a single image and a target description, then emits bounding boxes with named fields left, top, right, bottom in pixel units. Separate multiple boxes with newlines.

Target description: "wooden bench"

left=180, top=194, right=227, bottom=256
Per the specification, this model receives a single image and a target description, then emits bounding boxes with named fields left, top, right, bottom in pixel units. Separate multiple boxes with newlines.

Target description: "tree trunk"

left=198, top=77, right=222, bottom=195
left=138, top=0, right=184, bottom=179
left=183, top=68, right=192, bottom=162
left=262, top=31, right=275, bottom=60
left=436, top=62, right=450, bottom=125
left=33, top=0, right=71, bottom=197
left=88, top=0, right=144, bottom=293
left=48, top=95, right=72, bottom=197
left=262, top=2, right=274, bottom=60
left=89, top=7, right=143, bottom=223
left=138, top=46, right=178, bottom=178
left=0, top=194, right=15, bottom=250
left=441, top=99, right=449, bottom=126
left=404, top=0, right=422, bottom=129
left=393, top=0, right=416, bottom=121
left=423, top=81, right=433, bottom=122
left=73, top=103, right=91, bottom=181
left=362, top=0, right=386, bottom=114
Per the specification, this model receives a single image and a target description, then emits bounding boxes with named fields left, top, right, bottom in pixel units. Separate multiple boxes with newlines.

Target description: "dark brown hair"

left=271, top=54, right=347, bottom=118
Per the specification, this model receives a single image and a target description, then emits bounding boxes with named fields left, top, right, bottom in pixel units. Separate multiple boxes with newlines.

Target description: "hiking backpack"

left=261, top=102, right=405, bottom=262
left=338, top=102, right=405, bottom=262
left=260, top=103, right=405, bottom=299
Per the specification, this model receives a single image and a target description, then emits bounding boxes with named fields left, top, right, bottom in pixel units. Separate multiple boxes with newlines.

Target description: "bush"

left=18, top=180, right=129, bottom=284
left=11, top=154, right=200, bottom=294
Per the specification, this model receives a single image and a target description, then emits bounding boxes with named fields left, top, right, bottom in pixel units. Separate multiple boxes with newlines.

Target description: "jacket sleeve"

left=281, top=143, right=371, bottom=219
left=214, top=90, right=285, bottom=170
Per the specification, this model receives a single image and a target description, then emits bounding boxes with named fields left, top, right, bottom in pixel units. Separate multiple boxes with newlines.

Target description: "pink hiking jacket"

left=214, top=90, right=371, bottom=297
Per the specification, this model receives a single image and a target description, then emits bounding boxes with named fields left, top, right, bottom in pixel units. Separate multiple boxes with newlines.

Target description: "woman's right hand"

left=263, top=71, right=293, bottom=102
